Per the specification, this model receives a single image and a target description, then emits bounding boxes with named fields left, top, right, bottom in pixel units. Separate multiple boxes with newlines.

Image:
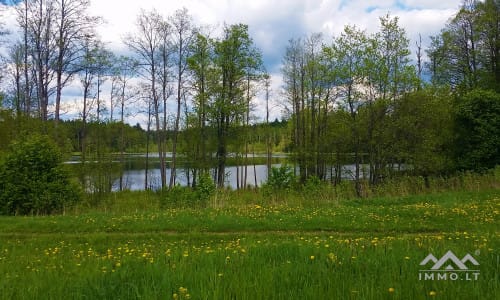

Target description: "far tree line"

left=0, top=0, right=498, bottom=195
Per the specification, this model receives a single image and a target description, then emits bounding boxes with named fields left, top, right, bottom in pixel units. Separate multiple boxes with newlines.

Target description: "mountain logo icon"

left=420, top=250, right=479, bottom=270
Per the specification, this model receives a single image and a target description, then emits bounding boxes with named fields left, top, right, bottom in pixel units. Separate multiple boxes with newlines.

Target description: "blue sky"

left=1, top=0, right=463, bottom=124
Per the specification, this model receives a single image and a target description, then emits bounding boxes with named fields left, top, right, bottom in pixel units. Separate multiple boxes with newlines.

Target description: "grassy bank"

left=0, top=188, right=499, bottom=299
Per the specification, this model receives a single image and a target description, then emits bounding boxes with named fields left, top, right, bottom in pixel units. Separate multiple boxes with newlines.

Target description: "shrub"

left=160, top=174, right=215, bottom=208
left=159, top=185, right=194, bottom=208
left=262, top=165, right=297, bottom=200
left=194, top=173, right=216, bottom=204
left=0, top=134, right=82, bottom=215
left=455, top=89, right=500, bottom=171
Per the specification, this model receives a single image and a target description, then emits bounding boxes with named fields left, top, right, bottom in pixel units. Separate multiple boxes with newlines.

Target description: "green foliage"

left=455, top=89, right=500, bottom=171
left=302, top=175, right=323, bottom=195
left=0, top=134, right=82, bottom=215
left=194, top=172, right=216, bottom=203
left=391, top=88, right=455, bottom=175
left=427, top=0, right=500, bottom=91
left=159, top=185, right=194, bottom=208
left=262, top=165, right=297, bottom=199
left=160, top=174, right=215, bottom=208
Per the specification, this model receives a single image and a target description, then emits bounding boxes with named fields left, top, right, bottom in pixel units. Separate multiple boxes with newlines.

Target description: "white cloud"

left=1, top=0, right=465, bottom=124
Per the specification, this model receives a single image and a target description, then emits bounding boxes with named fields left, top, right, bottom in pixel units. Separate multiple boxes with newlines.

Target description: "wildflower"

left=310, top=255, right=315, bottom=260
left=388, top=288, right=395, bottom=293
left=429, top=291, right=436, bottom=297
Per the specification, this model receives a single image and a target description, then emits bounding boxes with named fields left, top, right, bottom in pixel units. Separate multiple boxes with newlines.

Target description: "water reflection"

left=111, top=164, right=366, bottom=191
left=113, top=165, right=277, bottom=191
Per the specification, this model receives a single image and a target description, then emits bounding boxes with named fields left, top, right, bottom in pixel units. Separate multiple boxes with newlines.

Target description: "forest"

left=0, top=0, right=499, bottom=213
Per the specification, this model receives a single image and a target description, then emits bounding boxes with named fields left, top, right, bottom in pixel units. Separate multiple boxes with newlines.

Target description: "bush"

left=455, top=89, right=500, bottom=171
left=0, top=135, right=82, bottom=215
left=262, top=165, right=297, bottom=200
left=160, top=173, right=215, bottom=208
left=194, top=173, right=216, bottom=204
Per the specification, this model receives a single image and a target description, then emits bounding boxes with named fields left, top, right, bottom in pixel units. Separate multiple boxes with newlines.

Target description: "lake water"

left=114, top=164, right=276, bottom=191
left=111, top=164, right=365, bottom=191
left=69, top=154, right=370, bottom=191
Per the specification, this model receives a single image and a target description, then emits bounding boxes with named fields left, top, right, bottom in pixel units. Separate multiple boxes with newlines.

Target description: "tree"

left=53, top=0, right=99, bottom=125
left=4, top=43, right=25, bottom=114
left=455, top=89, right=500, bottom=171
left=426, top=0, right=499, bottom=92
left=110, top=55, right=139, bottom=190
left=124, top=9, right=168, bottom=189
left=27, top=0, right=57, bottom=120
left=264, top=73, right=272, bottom=180
left=76, top=36, right=101, bottom=162
left=330, top=25, right=369, bottom=196
left=169, top=7, right=195, bottom=188
left=391, top=88, right=455, bottom=179
left=210, top=24, right=261, bottom=187
left=475, top=0, right=500, bottom=91
left=186, top=31, right=214, bottom=186
left=0, top=134, right=81, bottom=215
left=282, top=38, right=306, bottom=180
left=364, top=14, right=418, bottom=184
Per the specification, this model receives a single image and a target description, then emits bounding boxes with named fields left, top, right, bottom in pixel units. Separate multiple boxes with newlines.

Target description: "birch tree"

left=169, top=8, right=195, bottom=188
left=124, top=9, right=168, bottom=188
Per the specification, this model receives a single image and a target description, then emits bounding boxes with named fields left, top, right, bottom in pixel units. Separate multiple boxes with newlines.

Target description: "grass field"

left=0, top=189, right=498, bottom=299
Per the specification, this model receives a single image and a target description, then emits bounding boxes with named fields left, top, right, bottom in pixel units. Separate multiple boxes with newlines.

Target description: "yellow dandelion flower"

left=310, top=255, right=315, bottom=260
left=388, top=287, right=395, bottom=293
left=429, top=291, right=436, bottom=297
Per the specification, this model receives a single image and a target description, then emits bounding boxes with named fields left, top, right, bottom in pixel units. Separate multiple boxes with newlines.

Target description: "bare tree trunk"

left=145, top=100, right=151, bottom=190
left=265, top=75, right=272, bottom=180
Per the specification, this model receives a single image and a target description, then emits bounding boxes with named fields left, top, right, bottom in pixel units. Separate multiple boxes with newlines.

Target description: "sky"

left=1, top=0, right=463, bottom=124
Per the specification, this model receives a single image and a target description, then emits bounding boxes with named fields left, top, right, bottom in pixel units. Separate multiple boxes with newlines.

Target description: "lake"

left=68, top=153, right=368, bottom=191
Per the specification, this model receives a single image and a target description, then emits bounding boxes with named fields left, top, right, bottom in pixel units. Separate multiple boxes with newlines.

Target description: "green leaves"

left=455, top=89, right=500, bottom=171
left=0, top=134, right=82, bottom=215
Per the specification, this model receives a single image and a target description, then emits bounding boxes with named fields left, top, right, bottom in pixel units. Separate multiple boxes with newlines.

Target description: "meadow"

left=0, top=188, right=498, bottom=299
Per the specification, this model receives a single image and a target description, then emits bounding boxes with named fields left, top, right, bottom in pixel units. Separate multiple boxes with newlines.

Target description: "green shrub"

left=194, top=173, right=216, bottom=204
left=262, top=165, right=297, bottom=201
left=160, top=174, right=215, bottom=208
left=303, top=175, right=322, bottom=193
left=0, top=134, right=82, bottom=215
left=159, top=185, right=193, bottom=208
left=455, top=89, right=500, bottom=171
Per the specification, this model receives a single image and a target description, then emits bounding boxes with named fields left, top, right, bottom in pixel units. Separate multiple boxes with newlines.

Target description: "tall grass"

left=0, top=170, right=497, bottom=299
left=0, top=201, right=498, bottom=299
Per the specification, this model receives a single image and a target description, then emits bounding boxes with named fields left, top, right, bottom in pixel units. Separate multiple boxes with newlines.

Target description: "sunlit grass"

left=0, top=189, right=498, bottom=299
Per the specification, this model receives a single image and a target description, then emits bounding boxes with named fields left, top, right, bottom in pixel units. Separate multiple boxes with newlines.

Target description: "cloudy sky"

left=86, top=0, right=462, bottom=72
left=1, top=0, right=463, bottom=123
